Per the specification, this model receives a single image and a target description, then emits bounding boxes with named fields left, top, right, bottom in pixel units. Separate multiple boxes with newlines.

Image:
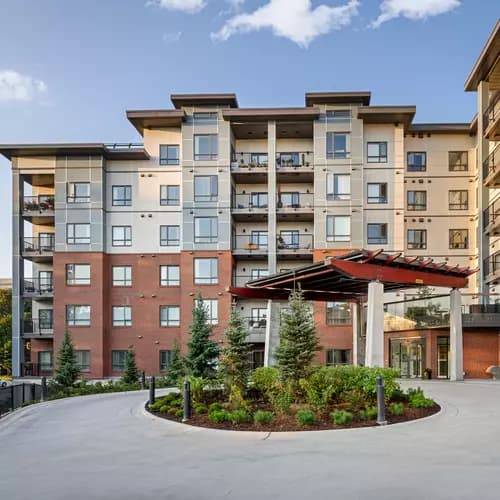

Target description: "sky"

left=0, top=0, right=498, bottom=277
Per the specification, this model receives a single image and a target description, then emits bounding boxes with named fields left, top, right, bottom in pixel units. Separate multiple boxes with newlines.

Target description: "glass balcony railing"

left=276, top=233, right=313, bottom=251
left=22, top=319, right=54, bottom=337
left=484, top=197, right=500, bottom=230
left=233, top=193, right=269, bottom=209
left=23, top=195, right=55, bottom=214
left=483, top=143, right=500, bottom=181
left=484, top=251, right=500, bottom=280
left=276, top=152, right=313, bottom=168
left=277, top=193, right=314, bottom=209
left=233, top=234, right=268, bottom=253
left=22, top=278, right=54, bottom=297
left=483, top=92, right=500, bottom=135
left=23, top=236, right=55, bottom=254
left=231, top=153, right=268, bottom=169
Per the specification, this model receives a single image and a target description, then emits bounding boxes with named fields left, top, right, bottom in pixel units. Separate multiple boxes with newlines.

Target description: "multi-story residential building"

left=2, top=21, right=499, bottom=380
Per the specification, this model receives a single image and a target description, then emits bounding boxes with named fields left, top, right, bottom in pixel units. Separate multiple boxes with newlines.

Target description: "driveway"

left=1, top=381, right=500, bottom=500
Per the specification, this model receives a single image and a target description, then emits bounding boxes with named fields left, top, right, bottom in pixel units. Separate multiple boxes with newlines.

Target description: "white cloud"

left=371, top=0, right=460, bottom=28
left=163, top=31, right=182, bottom=44
left=147, top=0, right=206, bottom=14
left=0, top=70, right=47, bottom=102
left=211, top=0, right=359, bottom=48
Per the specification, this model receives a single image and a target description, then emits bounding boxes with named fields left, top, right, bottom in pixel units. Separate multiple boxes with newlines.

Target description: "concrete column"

left=351, top=301, right=359, bottom=366
left=449, top=288, right=464, bottom=381
left=264, top=300, right=281, bottom=367
left=365, top=281, right=384, bottom=367
left=267, top=120, right=277, bottom=273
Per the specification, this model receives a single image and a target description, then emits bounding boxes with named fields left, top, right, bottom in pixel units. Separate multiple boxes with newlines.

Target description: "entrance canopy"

left=230, top=249, right=475, bottom=302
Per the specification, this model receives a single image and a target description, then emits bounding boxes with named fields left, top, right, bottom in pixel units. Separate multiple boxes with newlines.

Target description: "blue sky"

left=0, top=0, right=498, bottom=277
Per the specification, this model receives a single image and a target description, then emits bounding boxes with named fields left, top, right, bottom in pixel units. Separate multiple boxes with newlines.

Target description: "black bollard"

left=376, top=376, right=387, bottom=426
left=141, top=371, right=146, bottom=390
left=149, top=376, right=156, bottom=406
left=41, top=376, right=48, bottom=402
left=183, top=379, right=191, bottom=422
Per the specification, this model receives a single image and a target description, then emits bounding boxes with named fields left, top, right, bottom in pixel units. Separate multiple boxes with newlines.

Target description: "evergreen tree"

left=275, top=289, right=319, bottom=387
left=186, top=293, right=220, bottom=378
left=165, top=340, right=185, bottom=386
left=55, top=330, right=80, bottom=387
left=121, top=350, right=139, bottom=385
left=220, top=306, right=250, bottom=393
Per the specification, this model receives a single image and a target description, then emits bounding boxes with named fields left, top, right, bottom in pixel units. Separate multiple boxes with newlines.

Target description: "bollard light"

left=183, top=380, right=191, bottom=422
left=376, top=375, right=387, bottom=426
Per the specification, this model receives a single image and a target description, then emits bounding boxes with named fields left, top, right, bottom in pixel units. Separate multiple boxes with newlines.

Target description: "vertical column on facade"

left=365, top=281, right=384, bottom=367
left=449, top=288, right=464, bottom=381
left=11, top=167, right=24, bottom=377
left=264, top=120, right=278, bottom=366
left=351, top=301, right=359, bottom=366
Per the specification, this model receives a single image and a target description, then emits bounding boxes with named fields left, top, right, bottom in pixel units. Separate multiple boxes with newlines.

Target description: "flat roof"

left=305, top=91, right=371, bottom=106
left=408, top=123, right=475, bottom=135
left=465, top=19, right=500, bottom=91
left=170, top=93, right=238, bottom=109
left=222, top=107, right=320, bottom=122
left=126, top=109, right=185, bottom=135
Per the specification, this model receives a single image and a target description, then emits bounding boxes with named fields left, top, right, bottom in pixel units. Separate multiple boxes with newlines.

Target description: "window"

left=194, top=217, right=218, bottom=243
left=278, top=231, right=299, bottom=249
left=39, top=309, right=53, bottom=330
left=193, top=112, right=218, bottom=125
left=39, top=271, right=53, bottom=292
left=160, top=265, right=180, bottom=286
left=407, top=152, right=427, bottom=171
left=112, top=266, right=132, bottom=287
left=326, top=215, right=351, bottom=242
left=194, top=258, right=218, bottom=284
left=160, top=306, right=180, bottom=327
left=407, top=229, right=427, bottom=250
left=327, top=132, right=350, bottom=159
left=449, top=229, right=468, bottom=249
left=112, top=306, right=132, bottom=327
left=367, top=183, right=388, bottom=204
left=407, top=191, right=427, bottom=211
left=160, top=351, right=173, bottom=371
left=160, top=185, right=180, bottom=206
left=279, top=192, right=300, bottom=208
left=326, top=110, right=351, bottom=122
left=250, top=192, right=268, bottom=208
left=326, top=349, right=351, bottom=366
left=67, top=223, right=90, bottom=245
left=251, top=269, right=268, bottom=279
left=367, top=142, right=388, bottom=162
left=160, top=225, right=180, bottom=246
left=326, top=302, right=352, bottom=325
left=67, top=182, right=90, bottom=203
left=38, top=232, right=55, bottom=250
left=250, top=308, right=267, bottom=328
left=449, top=151, right=468, bottom=171
left=327, top=174, right=351, bottom=200
left=194, top=176, right=218, bottom=201
left=112, top=351, right=127, bottom=371
left=194, top=134, right=218, bottom=160
left=112, top=226, right=132, bottom=246
left=448, top=190, right=468, bottom=210
left=75, top=350, right=90, bottom=372
left=251, top=231, right=268, bottom=249
left=159, top=144, right=179, bottom=165
left=38, top=351, right=53, bottom=371
left=66, top=305, right=91, bottom=326
left=66, top=264, right=90, bottom=285
left=112, top=185, right=132, bottom=206
left=367, top=223, right=388, bottom=244
left=198, top=299, right=218, bottom=325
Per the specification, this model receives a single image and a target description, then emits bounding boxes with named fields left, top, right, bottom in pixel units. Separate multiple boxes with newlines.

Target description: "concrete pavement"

left=1, top=381, right=500, bottom=500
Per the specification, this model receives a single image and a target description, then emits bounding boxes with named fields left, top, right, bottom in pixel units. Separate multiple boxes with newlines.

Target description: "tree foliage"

left=121, top=350, right=139, bottom=385
left=165, top=340, right=185, bottom=386
left=54, top=330, right=80, bottom=387
left=0, top=289, right=12, bottom=375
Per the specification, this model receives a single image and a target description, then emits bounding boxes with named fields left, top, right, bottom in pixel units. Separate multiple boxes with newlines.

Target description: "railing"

left=277, top=192, right=314, bottom=209
left=244, top=317, right=267, bottom=330
left=22, top=319, right=54, bottom=336
left=483, top=91, right=500, bottom=134
left=0, top=383, right=42, bottom=417
left=484, top=197, right=500, bottom=229
left=233, top=234, right=268, bottom=252
left=20, top=363, right=53, bottom=377
left=105, top=142, right=144, bottom=150
left=23, top=236, right=55, bottom=254
left=484, top=251, right=500, bottom=280
left=23, top=195, right=54, bottom=213
left=22, top=278, right=54, bottom=297
left=231, top=153, right=268, bottom=169
left=277, top=233, right=313, bottom=251
left=276, top=152, right=313, bottom=168
left=233, top=193, right=269, bottom=209
left=483, top=143, right=500, bottom=181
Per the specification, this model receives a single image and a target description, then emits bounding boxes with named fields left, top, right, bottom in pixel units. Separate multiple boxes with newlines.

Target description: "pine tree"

left=165, top=340, right=185, bottom=386
left=55, top=330, right=80, bottom=387
left=186, top=293, right=220, bottom=378
left=275, top=289, right=319, bottom=387
left=121, top=350, right=139, bottom=385
left=220, top=306, right=251, bottom=394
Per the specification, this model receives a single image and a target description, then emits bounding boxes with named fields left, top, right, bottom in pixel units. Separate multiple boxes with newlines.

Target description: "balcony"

left=244, top=317, right=267, bottom=343
left=232, top=234, right=269, bottom=260
left=277, top=233, right=313, bottom=259
left=276, top=152, right=314, bottom=182
left=22, top=319, right=53, bottom=338
left=22, top=236, right=55, bottom=262
left=232, top=193, right=268, bottom=222
left=231, top=153, right=268, bottom=183
left=277, top=192, right=314, bottom=221
left=463, top=303, right=500, bottom=328
left=22, top=195, right=55, bottom=224
left=483, top=143, right=500, bottom=187
left=483, top=92, right=500, bottom=140
left=484, top=251, right=500, bottom=283
left=484, top=197, right=500, bottom=235
left=22, top=278, right=54, bottom=299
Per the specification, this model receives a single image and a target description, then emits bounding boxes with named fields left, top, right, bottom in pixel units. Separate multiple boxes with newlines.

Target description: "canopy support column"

left=352, top=301, right=360, bottom=366
left=449, top=288, right=464, bottom=381
left=365, top=281, right=384, bottom=367
left=264, top=300, right=280, bottom=367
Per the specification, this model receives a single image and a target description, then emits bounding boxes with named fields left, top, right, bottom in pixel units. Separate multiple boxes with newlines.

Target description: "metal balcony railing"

left=483, top=143, right=500, bottom=181
left=483, top=92, right=500, bottom=134
left=276, top=152, right=313, bottom=168
left=484, top=251, right=500, bottom=280
left=244, top=317, right=267, bottom=330
left=23, top=236, right=55, bottom=254
left=277, top=192, right=314, bottom=209
left=277, top=233, right=313, bottom=251
left=233, top=193, right=269, bottom=209
left=23, top=195, right=55, bottom=214
left=22, top=278, right=54, bottom=297
left=231, top=152, right=268, bottom=169
left=233, top=234, right=268, bottom=252
left=22, top=319, right=54, bottom=336
left=484, top=197, right=500, bottom=230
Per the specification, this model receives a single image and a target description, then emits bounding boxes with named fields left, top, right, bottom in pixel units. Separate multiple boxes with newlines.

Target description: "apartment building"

left=2, top=21, right=498, bottom=380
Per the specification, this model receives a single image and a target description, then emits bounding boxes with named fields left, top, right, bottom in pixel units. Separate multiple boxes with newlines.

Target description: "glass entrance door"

left=437, top=336, right=449, bottom=379
left=390, top=338, right=425, bottom=378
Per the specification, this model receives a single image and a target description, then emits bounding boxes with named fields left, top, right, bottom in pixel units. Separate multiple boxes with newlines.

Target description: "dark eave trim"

left=305, top=91, right=371, bottom=106
left=126, top=109, right=185, bottom=135
left=408, top=123, right=475, bottom=135
left=170, top=93, right=238, bottom=109
left=222, top=107, right=320, bottom=122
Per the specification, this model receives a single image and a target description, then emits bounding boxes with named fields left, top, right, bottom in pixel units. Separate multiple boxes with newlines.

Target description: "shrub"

left=194, top=403, right=208, bottom=415
left=270, top=384, right=293, bottom=414
left=150, top=400, right=165, bottom=411
left=159, top=405, right=169, bottom=414
left=299, top=369, right=337, bottom=410
left=208, top=409, right=230, bottom=423
left=254, top=410, right=274, bottom=425
left=252, top=367, right=279, bottom=395
left=408, top=388, right=434, bottom=408
left=295, top=409, right=316, bottom=426
left=228, top=409, right=251, bottom=424
left=208, top=402, right=223, bottom=413
left=164, top=392, right=182, bottom=404
left=359, top=406, right=378, bottom=420
left=175, top=409, right=184, bottom=418
left=186, top=376, right=206, bottom=404
left=121, top=350, right=140, bottom=385
left=331, top=410, right=353, bottom=425
left=389, top=402, right=404, bottom=416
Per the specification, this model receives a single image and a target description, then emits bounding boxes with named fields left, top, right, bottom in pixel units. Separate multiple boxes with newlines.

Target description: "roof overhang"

left=171, top=93, right=238, bottom=109
left=223, top=107, right=320, bottom=122
left=408, top=123, right=475, bottom=135
left=465, top=19, right=500, bottom=91
left=126, top=110, right=185, bottom=135
left=305, top=91, right=371, bottom=107
left=357, top=106, right=416, bottom=131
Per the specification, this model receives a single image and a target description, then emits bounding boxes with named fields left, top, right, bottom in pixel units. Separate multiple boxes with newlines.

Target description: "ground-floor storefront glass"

left=389, top=337, right=425, bottom=378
